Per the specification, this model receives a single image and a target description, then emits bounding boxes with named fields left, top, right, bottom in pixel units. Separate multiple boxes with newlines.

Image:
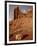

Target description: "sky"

left=9, top=5, right=32, bottom=21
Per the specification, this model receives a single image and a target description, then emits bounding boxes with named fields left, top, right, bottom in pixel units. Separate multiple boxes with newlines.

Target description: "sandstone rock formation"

left=9, top=6, right=33, bottom=41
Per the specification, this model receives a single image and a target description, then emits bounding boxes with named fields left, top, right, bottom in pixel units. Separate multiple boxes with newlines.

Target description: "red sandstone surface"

left=9, top=6, right=33, bottom=41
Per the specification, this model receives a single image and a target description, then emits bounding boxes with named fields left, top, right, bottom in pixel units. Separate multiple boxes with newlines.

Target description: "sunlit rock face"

left=9, top=6, right=33, bottom=41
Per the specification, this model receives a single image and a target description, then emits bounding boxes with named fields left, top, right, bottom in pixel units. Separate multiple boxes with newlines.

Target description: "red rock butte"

left=9, top=6, right=33, bottom=41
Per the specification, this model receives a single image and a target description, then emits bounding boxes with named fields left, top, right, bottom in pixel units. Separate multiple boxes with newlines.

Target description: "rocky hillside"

left=9, top=6, right=33, bottom=41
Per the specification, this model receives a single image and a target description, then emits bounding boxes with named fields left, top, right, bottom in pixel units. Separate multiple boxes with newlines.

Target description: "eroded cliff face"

left=9, top=6, right=33, bottom=41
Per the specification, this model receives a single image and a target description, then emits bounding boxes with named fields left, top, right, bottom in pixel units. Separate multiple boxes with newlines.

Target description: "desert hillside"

left=9, top=6, right=33, bottom=41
